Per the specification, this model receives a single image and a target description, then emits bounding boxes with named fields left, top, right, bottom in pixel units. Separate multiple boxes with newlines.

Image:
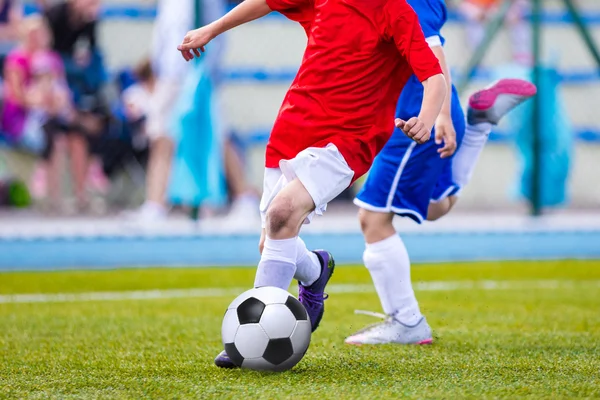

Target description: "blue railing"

left=223, top=66, right=600, bottom=84
left=238, top=127, right=600, bottom=145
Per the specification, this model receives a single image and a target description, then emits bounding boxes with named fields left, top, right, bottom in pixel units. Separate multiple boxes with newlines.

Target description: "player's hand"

left=177, top=26, right=215, bottom=61
left=395, top=117, right=430, bottom=144
left=434, top=114, right=457, bottom=158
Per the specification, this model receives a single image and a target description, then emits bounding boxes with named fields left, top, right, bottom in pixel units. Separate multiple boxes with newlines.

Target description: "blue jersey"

left=408, top=0, right=448, bottom=45
left=397, top=0, right=449, bottom=120
left=355, top=0, right=466, bottom=223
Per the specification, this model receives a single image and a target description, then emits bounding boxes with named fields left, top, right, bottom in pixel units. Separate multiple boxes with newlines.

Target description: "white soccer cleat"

left=467, top=78, right=537, bottom=126
left=345, top=311, right=433, bottom=345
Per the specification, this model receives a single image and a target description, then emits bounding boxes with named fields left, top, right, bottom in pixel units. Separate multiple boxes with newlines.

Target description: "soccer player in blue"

left=346, top=0, right=537, bottom=345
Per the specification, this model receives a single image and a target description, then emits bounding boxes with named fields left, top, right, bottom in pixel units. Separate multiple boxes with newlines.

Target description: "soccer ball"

left=221, top=286, right=312, bottom=372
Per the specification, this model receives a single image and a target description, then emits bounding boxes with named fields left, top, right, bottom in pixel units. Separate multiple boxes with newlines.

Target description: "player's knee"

left=265, top=196, right=295, bottom=235
left=359, top=208, right=382, bottom=232
left=359, top=208, right=394, bottom=242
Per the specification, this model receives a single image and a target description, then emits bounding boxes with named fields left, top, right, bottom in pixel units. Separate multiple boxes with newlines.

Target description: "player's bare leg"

left=263, top=179, right=314, bottom=240
left=222, top=140, right=260, bottom=225
left=253, top=178, right=317, bottom=293
left=427, top=78, right=537, bottom=221
left=345, top=209, right=432, bottom=345
left=427, top=195, right=458, bottom=221
left=147, top=138, right=174, bottom=206
left=359, top=208, right=396, bottom=244
left=140, top=136, right=173, bottom=220
left=68, top=134, right=90, bottom=209
left=255, top=178, right=334, bottom=328
left=258, top=228, right=266, bottom=254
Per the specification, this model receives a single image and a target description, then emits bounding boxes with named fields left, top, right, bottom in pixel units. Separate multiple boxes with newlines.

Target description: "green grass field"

left=1, top=260, right=599, bottom=399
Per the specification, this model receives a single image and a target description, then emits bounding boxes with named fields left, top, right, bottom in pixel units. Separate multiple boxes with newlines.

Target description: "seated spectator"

left=0, top=0, right=22, bottom=70
left=0, top=14, right=88, bottom=211
left=122, top=59, right=154, bottom=131
left=460, top=0, right=531, bottom=65
left=98, top=60, right=153, bottom=181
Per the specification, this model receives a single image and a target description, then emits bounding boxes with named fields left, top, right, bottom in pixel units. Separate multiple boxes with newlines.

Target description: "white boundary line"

left=1, top=280, right=599, bottom=304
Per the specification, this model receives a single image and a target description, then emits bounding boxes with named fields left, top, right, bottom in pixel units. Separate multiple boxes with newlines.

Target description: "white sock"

left=254, top=237, right=297, bottom=290
left=452, top=122, right=492, bottom=189
left=294, top=237, right=321, bottom=286
left=363, top=234, right=422, bottom=326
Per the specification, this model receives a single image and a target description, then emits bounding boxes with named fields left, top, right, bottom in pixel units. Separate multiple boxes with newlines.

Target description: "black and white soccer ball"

left=221, top=286, right=312, bottom=372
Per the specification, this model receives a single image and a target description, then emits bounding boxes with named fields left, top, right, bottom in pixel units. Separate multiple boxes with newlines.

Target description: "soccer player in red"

left=178, top=0, right=446, bottom=368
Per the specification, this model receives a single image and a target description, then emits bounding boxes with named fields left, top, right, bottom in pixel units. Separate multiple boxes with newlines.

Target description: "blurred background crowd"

left=0, top=0, right=597, bottom=229
left=0, top=0, right=264, bottom=228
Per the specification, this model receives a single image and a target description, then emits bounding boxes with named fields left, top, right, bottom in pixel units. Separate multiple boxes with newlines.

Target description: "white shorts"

left=259, top=144, right=354, bottom=227
left=146, top=80, right=182, bottom=140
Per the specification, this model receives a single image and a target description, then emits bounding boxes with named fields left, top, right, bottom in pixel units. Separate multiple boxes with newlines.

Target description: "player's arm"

left=179, top=0, right=312, bottom=61
left=430, top=44, right=457, bottom=158
left=397, top=73, right=446, bottom=144
left=178, top=0, right=271, bottom=61
left=387, top=2, right=446, bottom=144
left=431, top=45, right=451, bottom=121
left=419, top=74, right=447, bottom=131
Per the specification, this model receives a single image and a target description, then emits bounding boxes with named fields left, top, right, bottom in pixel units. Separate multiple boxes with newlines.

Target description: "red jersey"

left=264, top=0, right=442, bottom=180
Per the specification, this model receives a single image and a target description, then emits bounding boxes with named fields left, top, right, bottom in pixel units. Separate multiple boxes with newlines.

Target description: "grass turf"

left=1, top=260, right=599, bottom=399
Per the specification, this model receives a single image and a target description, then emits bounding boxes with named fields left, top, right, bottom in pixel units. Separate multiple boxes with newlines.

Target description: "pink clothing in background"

left=1, top=48, right=64, bottom=140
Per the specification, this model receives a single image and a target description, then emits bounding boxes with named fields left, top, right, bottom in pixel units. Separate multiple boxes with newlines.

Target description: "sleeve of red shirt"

left=265, top=0, right=314, bottom=30
left=384, top=0, right=442, bottom=83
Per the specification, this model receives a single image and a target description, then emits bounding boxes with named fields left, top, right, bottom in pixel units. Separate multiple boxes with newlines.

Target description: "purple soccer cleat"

left=298, top=250, right=336, bottom=332
left=214, top=350, right=238, bottom=369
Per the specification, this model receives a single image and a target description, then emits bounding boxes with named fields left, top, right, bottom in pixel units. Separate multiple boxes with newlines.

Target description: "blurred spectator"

left=35, top=0, right=59, bottom=9
left=126, top=0, right=259, bottom=226
left=44, top=0, right=110, bottom=209
left=127, top=0, right=230, bottom=224
left=98, top=59, right=152, bottom=182
left=44, top=0, right=105, bottom=105
left=0, top=0, right=23, bottom=70
left=124, top=0, right=189, bottom=223
left=122, top=59, right=154, bottom=146
left=221, top=135, right=260, bottom=225
left=0, top=15, right=84, bottom=210
left=460, top=0, right=531, bottom=65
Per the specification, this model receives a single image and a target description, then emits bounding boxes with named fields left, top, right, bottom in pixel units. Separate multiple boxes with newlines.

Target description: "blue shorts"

left=355, top=85, right=465, bottom=223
